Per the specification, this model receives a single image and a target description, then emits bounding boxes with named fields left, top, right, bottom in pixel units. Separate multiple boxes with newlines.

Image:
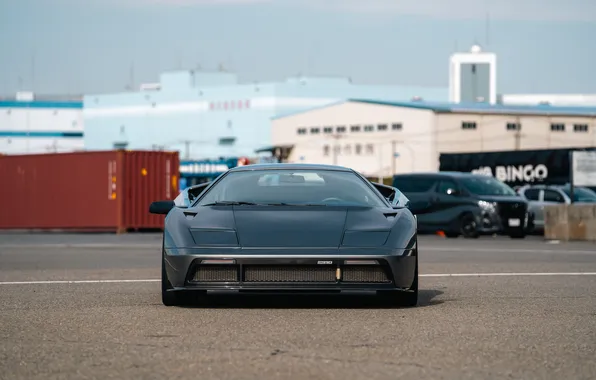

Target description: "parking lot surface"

left=1, top=233, right=595, bottom=380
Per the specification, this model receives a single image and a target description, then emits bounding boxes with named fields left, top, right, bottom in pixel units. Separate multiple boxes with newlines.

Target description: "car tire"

left=161, top=251, right=181, bottom=307
left=378, top=248, right=418, bottom=307
left=460, top=213, right=479, bottom=239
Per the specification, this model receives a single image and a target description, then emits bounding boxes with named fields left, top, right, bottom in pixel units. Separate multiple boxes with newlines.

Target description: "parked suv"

left=517, top=184, right=596, bottom=232
left=392, top=172, right=534, bottom=238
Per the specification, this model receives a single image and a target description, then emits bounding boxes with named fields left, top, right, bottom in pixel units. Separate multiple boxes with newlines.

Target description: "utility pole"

left=183, top=140, right=191, bottom=159
left=514, top=115, right=522, bottom=151
left=330, top=134, right=342, bottom=165
left=391, top=140, right=397, bottom=175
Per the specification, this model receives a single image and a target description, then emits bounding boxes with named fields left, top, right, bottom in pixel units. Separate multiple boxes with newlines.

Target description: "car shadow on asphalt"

left=180, top=289, right=444, bottom=309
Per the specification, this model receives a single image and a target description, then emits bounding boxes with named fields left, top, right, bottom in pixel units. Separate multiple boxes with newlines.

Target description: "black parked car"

left=392, top=172, right=534, bottom=239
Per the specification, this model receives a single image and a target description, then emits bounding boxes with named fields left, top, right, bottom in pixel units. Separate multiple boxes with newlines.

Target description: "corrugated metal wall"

left=121, top=150, right=179, bottom=230
left=0, top=150, right=179, bottom=232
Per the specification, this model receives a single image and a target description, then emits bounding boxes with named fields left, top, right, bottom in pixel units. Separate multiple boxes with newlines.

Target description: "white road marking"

left=0, top=279, right=160, bottom=285
left=421, top=272, right=596, bottom=277
left=0, top=244, right=158, bottom=249
left=423, top=247, right=596, bottom=255
left=2, top=272, right=596, bottom=285
left=1, top=244, right=595, bottom=255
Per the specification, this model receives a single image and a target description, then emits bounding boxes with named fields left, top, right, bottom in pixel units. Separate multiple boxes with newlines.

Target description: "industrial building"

left=0, top=93, right=84, bottom=155
left=82, top=71, right=448, bottom=160
left=268, top=99, right=596, bottom=178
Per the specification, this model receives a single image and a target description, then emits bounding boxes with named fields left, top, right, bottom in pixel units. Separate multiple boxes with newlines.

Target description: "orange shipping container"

left=0, top=150, right=180, bottom=232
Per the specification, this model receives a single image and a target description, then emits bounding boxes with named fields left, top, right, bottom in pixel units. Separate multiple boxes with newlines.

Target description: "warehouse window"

left=297, top=128, right=307, bottom=135
left=377, top=124, right=388, bottom=131
left=392, top=123, right=402, bottom=131
left=354, top=144, right=362, bottom=155
left=350, top=125, right=361, bottom=132
left=506, top=122, right=521, bottom=131
left=336, top=126, right=346, bottom=133
left=365, top=144, right=374, bottom=154
left=550, top=123, right=565, bottom=132
left=574, top=124, right=589, bottom=132
left=323, top=127, right=333, bottom=134
left=461, top=122, right=477, bottom=130
left=219, top=137, right=236, bottom=146
left=310, top=127, right=320, bottom=134
left=323, top=145, right=330, bottom=156
left=364, top=125, right=374, bottom=132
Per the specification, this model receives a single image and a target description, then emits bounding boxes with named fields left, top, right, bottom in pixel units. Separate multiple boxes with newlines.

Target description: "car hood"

left=183, top=205, right=404, bottom=248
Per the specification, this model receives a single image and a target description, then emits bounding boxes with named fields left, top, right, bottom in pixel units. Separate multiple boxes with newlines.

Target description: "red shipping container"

left=0, top=150, right=180, bottom=232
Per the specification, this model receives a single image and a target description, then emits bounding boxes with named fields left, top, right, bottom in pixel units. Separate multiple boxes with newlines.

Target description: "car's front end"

left=160, top=202, right=419, bottom=305
left=474, top=197, right=534, bottom=237
left=163, top=246, right=417, bottom=296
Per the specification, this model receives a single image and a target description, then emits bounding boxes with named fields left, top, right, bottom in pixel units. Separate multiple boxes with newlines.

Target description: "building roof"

left=0, top=100, right=83, bottom=109
left=351, top=99, right=596, bottom=116
left=271, top=98, right=596, bottom=120
left=393, top=171, right=488, bottom=178
left=229, top=163, right=353, bottom=172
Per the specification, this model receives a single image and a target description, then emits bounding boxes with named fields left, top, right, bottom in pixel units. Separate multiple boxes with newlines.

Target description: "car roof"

left=228, top=163, right=354, bottom=172
left=393, top=171, right=481, bottom=179
left=519, top=184, right=570, bottom=189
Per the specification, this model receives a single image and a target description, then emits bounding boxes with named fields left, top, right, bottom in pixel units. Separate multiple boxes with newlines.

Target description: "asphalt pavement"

left=1, top=233, right=595, bottom=380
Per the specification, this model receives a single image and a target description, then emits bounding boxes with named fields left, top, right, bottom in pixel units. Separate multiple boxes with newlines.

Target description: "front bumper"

left=476, top=209, right=535, bottom=235
left=163, top=247, right=417, bottom=293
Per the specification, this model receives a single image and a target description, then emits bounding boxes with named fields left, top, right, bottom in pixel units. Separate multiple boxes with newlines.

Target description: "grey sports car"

left=149, top=163, right=419, bottom=307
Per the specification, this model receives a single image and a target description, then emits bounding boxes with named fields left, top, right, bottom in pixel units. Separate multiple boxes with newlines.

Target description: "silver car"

left=517, top=184, right=596, bottom=231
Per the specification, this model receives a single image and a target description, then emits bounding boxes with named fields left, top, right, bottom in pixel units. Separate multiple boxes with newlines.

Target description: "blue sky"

left=1, top=0, right=595, bottom=96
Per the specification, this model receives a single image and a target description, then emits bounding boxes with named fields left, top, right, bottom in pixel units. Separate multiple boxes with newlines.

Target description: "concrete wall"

left=271, top=101, right=435, bottom=177
left=0, top=101, right=84, bottom=154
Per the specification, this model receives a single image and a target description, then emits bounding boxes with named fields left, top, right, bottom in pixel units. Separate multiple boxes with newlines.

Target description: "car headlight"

left=478, top=200, right=497, bottom=212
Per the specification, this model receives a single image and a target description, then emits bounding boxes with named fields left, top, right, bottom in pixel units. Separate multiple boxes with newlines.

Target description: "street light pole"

left=391, top=140, right=396, bottom=175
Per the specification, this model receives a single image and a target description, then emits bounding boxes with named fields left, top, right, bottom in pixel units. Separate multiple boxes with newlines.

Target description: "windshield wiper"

left=202, top=201, right=261, bottom=206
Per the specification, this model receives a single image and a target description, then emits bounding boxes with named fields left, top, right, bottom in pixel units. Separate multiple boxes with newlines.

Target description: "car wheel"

left=379, top=249, right=418, bottom=307
left=460, top=213, right=479, bottom=239
left=161, top=251, right=181, bottom=306
left=401, top=262, right=418, bottom=307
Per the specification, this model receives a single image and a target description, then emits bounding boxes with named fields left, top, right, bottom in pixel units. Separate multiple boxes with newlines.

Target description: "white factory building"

left=0, top=92, right=84, bottom=155
left=268, top=99, right=596, bottom=178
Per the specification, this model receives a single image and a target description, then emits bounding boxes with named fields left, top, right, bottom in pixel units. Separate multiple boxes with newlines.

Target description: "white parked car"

left=517, top=184, right=596, bottom=231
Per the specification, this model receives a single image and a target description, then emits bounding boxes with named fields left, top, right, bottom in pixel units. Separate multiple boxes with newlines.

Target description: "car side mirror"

left=149, top=200, right=175, bottom=215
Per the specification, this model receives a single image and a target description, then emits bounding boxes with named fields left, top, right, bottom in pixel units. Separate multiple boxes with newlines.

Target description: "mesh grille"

left=244, top=265, right=336, bottom=283
left=193, top=265, right=239, bottom=282
left=342, top=266, right=390, bottom=283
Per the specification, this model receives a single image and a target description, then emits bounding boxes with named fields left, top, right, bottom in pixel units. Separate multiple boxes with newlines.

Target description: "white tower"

left=449, top=44, right=497, bottom=104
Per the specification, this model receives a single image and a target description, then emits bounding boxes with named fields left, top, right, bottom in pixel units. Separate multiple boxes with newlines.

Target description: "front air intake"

left=192, top=265, right=239, bottom=282
left=342, top=265, right=391, bottom=283
left=243, top=265, right=336, bottom=283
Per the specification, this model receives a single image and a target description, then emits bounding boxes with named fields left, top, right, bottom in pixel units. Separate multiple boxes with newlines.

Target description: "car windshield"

left=460, top=176, right=517, bottom=196
left=194, top=169, right=388, bottom=207
left=560, top=187, right=596, bottom=202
